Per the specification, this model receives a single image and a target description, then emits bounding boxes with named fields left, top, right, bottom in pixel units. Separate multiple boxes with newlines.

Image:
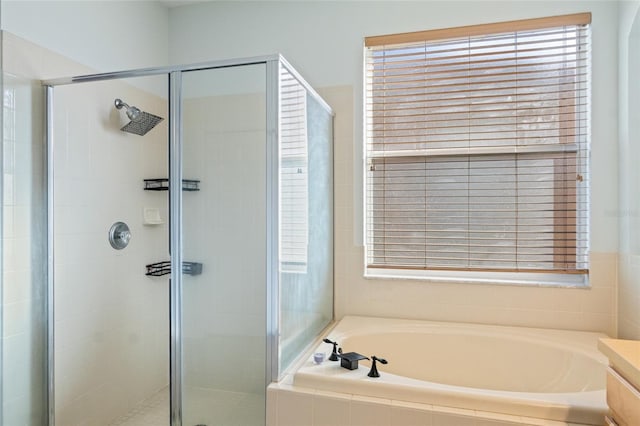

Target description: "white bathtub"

left=293, top=316, right=608, bottom=425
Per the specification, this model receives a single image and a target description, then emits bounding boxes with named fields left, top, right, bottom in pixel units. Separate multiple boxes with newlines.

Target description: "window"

left=280, top=65, right=309, bottom=273
left=364, top=13, right=591, bottom=285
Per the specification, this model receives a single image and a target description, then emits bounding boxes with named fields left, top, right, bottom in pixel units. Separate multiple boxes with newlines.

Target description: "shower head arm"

left=114, top=98, right=130, bottom=110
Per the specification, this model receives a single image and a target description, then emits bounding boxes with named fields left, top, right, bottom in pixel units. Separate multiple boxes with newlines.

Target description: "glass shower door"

left=51, top=75, right=170, bottom=425
left=180, top=64, right=267, bottom=426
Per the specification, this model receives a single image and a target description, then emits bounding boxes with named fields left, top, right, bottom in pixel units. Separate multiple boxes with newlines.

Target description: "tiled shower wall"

left=2, top=32, right=170, bottom=424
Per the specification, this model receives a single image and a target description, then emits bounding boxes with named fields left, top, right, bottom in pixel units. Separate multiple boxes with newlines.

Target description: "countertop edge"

left=598, top=338, right=640, bottom=391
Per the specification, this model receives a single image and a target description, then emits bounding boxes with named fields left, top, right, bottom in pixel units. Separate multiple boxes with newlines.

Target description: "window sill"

left=364, top=268, right=589, bottom=289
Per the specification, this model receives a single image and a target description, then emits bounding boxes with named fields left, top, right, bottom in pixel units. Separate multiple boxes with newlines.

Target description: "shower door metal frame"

left=45, top=84, right=55, bottom=425
left=168, top=70, right=184, bottom=425
left=43, top=55, right=284, bottom=426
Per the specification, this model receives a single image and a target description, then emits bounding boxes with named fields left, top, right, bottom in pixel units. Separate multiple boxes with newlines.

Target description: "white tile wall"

left=351, top=395, right=392, bottom=426
left=391, top=401, right=432, bottom=426
left=313, top=390, right=351, bottom=426
left=276, top=386, right=315, bottom=426
left=267, top=382, right=592, bottom=426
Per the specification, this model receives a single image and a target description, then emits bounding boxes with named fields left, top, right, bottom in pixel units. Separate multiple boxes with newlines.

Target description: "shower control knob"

left=109, top=221, right=132, bottom=250
left=118, top=230, right=131, bottom=245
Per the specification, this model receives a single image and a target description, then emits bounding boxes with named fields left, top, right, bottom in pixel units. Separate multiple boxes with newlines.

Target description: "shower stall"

left=43, top=55, right=333, bottom=425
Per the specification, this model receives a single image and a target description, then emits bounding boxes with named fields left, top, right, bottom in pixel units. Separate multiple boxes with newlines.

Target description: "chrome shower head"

left=114, top=98, right=163, bottom=136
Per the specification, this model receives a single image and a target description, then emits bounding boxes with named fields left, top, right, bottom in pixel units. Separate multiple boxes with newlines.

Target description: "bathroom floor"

left=108, top=386, right=264, bottom=426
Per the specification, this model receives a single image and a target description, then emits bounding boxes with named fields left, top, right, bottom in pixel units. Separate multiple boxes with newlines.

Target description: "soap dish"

left=143, top=207, right=164, bottom=225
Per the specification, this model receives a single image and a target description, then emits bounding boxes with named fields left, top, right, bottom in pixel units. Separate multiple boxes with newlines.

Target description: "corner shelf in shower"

left=145, top=261, right=203, bottom=277
left=143, top=178, right=200, bottom=191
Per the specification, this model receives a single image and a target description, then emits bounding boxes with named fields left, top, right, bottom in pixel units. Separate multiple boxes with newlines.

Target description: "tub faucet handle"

left=367, top=356, right=388, bottom=378
left=323, top=338, right=340, bottom=361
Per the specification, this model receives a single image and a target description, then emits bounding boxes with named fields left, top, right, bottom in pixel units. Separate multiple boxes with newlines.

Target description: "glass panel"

left=2, top=73, right=47, bottom=425
left=51, top=75, right=170, bottom=424
left=279, top=66, right=334, bottom=373
left=181, top=64, right=267, bottom=426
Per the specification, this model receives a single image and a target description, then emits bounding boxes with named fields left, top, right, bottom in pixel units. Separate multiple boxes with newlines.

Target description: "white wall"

left=2, top=0, right=169, bottom=73
left=170, top=1, right=620, bottom=335
left=617, top=0, right=640, bottom=340
left=1, top=0, right=170, bottom=95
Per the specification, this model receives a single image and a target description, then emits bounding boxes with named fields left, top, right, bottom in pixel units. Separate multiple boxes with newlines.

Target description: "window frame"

left=363, top=13, right=591, bottom=287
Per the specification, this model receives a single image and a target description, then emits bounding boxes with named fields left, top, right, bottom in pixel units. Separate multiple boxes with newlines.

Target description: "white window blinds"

left=364, top=13, right=590, bottom=276
left=280, top=66, right=309, bottom=273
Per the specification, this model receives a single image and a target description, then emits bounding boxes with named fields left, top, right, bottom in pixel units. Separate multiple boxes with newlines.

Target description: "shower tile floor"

left=108, top=386, right=264, bottom=426
left=108, top=387, right=168, bottom=426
